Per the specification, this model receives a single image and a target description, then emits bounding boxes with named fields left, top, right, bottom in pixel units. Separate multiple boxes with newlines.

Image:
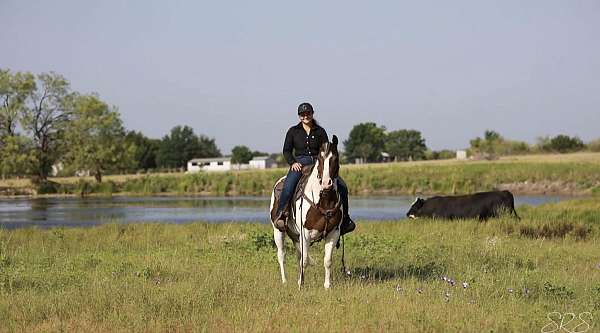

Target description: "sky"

left=2, top=1, right=599, bottom=155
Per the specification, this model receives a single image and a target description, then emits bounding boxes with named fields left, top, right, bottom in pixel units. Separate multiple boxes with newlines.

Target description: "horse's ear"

left=332, top=135, right=338, bottom=146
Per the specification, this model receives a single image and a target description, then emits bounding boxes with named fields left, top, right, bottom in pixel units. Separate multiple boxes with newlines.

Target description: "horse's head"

left=317, top=135, right=340, bottom=191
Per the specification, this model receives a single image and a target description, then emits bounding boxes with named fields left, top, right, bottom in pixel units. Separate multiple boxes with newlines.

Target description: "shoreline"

left=0, top=182, right=594, bottom=200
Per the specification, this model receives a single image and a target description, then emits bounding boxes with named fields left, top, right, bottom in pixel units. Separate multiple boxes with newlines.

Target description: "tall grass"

left=0, top=198, right=599, bottom=332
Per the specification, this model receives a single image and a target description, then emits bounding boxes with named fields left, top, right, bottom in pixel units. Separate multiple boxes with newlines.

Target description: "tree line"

left=0, top=69, right=220, bottom=182
left=469, top=130, right=598, bottom=159
left=3, top=69, right=598, bottom=182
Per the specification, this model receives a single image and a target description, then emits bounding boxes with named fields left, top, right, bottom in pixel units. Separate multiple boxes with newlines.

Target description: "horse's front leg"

left=273, top=227, right=287, bottom=284
left=297, top=229, right=310, bottom=289
left=323, top=229, right=340, bottom=289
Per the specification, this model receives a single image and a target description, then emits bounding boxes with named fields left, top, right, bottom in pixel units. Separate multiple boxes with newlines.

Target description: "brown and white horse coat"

left=269, top=135, right=343, bottom=289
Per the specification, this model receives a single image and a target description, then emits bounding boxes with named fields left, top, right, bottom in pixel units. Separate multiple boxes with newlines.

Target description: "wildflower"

left=449, top=279, right=456, bottom=287
left=417, top=288, right=423, bottom=294
left=444, top=291, right=451, bottom=302
left=508, top=288, right=514, bottom=294
left=462, top=282, right=469, bottom=289
left=442, top=276, right=448, bottom=282
left=469, top=299, right=476, bottom=304
left=345, top=270, right=352, bottom=277
left=523, top=288, right=530, bottom=295
left=395, top=285, right=403, bottom=293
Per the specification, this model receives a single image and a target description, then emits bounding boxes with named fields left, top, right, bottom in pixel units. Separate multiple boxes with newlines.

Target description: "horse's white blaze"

left=321, top=151, right=333, bottom=190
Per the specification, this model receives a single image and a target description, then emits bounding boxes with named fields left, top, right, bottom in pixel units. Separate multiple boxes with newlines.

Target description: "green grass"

left=1, top=198, right=599, bottom=332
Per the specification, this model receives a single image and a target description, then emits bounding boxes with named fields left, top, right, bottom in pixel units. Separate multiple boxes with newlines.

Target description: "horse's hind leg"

left=273, top=227, right=287, bottom=284
left=294, top=241, right=315, bottom=265
left=323, top=230, right=340, bottom=289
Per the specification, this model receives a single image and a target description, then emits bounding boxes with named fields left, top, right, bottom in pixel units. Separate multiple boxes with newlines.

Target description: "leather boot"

left=340, top=215, right=356, bottom=236
left=274, top=211, right=288, bottom=232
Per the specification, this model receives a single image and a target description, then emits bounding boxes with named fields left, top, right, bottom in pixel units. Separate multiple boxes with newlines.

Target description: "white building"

left=456, top=150, right=467, bottom=160
left=249, top=156, right=276, bottom=169
left=187, top=157, right=232, bottom=172
left=187, top=155, right=276, bottom=172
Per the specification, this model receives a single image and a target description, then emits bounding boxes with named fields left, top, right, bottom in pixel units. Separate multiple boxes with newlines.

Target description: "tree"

left=231, top=145, right=253, bottom=164
left=343, top=122, right=386, bottom=163
left=484, top=130, right=501, bottom=142
left=0, top=135, right=37, bottom=179
left=21, top=72, right=75, bottom=180
left=156, top=125, right=221, bottom=169
left=0, top=69, right=35, bottom=137
left=549, top=135, right=584, bottom=153
left=385, top=129, right=427, bottom=161
left=0, top=69, right=36, bottom=178
left=63, top=94, right=134, bottom=182
left=125, top=131, right=160, bottom=171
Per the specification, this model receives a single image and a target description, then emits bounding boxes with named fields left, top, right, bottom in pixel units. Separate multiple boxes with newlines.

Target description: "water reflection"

left=0, top=195, right=576, bottom=229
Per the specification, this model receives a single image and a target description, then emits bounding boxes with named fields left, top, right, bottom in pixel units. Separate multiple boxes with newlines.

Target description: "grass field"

left=1, top=197, right=599, bottom=332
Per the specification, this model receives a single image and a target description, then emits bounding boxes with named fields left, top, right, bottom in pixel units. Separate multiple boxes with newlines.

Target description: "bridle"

left=302, top=187, right=341, bottom=240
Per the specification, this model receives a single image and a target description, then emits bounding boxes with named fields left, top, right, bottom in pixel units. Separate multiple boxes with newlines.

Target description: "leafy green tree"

left=385, top=129, right=427, bottom=161
left=0, top=69, right=37, bottom=178
left=343, top=122, right=386, bottom=163
left=1, top=69, right=35, bottom=137
left=156, top=125, right=221, bottom=169
left=63, top=95, right=134, bottom=182
left=484, top=130, right=501, bottom=142
left=231, top=145, right=253, bottom=164
left=470, top=130, right=530, bottom=157
left=0, top=135, right=37, bottom=179
left=125, top=130, right=160, bottom=171
left=549, top=135, right=585, bottom=153
left=21, top=72, right=75, bottom=180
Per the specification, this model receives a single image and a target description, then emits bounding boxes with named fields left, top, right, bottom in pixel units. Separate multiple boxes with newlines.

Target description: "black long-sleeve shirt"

left=282, top=122, right=329, bottom=165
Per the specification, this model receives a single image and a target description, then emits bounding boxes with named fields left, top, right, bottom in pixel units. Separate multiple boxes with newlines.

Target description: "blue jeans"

left=277, top=155, right=350, bottom=218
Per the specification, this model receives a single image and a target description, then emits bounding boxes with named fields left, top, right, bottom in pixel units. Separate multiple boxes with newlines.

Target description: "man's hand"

left=291, top=162, right=302, bottom=172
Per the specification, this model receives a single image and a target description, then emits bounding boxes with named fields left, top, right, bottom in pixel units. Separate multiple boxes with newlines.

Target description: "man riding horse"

left=273, top=102, right=355, bottom=236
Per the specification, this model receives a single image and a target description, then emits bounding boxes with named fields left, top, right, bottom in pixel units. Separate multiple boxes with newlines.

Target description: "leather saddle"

left=270, top=165, right=314, bottom=223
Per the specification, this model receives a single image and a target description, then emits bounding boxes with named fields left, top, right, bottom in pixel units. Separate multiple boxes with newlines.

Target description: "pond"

left=0, top=195, right=575, bottom=229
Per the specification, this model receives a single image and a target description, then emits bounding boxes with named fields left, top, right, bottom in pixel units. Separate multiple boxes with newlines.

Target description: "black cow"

left=406, top=190, right=520, bottom=221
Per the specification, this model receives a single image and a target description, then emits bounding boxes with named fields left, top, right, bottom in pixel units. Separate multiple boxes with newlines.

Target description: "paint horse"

left=269, top=135, right=343, bottom=289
